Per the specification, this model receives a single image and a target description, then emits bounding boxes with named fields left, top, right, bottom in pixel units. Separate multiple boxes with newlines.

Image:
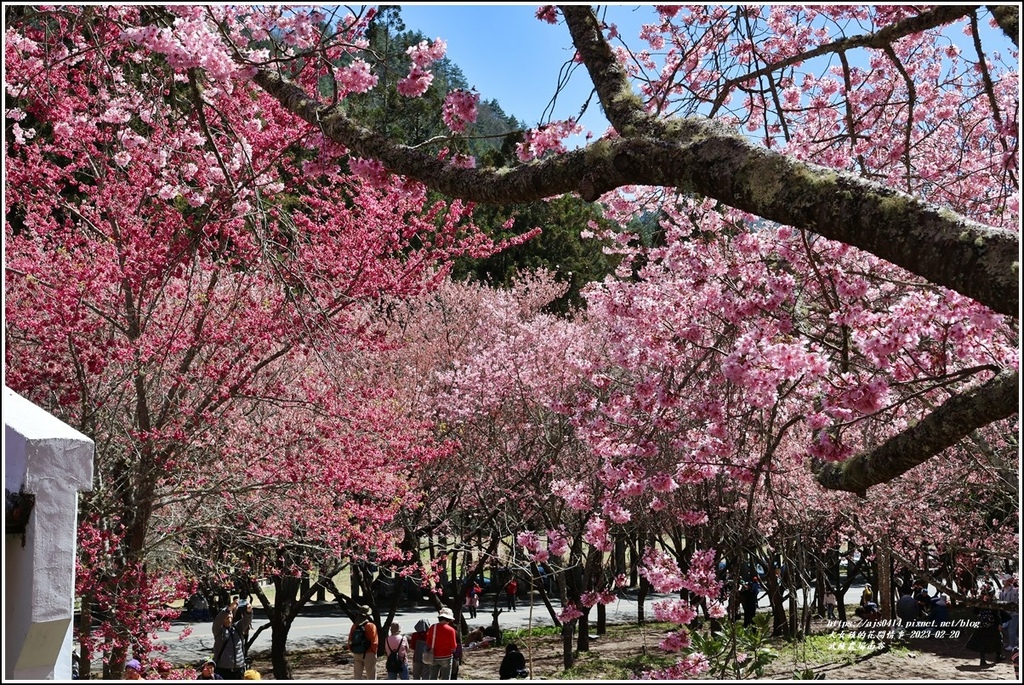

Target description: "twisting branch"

left=250, top=11, right=1018, bottom=319
left=812, top=369, right=1019, bottom=495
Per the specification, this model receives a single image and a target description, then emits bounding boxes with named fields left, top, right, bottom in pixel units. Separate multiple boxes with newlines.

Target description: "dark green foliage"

left=343, top=8, right=524, bottom=156
left=339, top=7, right=621, bottom=312
left=450, top=195, right=621, bottom=315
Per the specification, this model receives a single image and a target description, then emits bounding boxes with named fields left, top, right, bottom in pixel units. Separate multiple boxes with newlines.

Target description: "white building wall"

left=5, top=387, right=94, bottom=680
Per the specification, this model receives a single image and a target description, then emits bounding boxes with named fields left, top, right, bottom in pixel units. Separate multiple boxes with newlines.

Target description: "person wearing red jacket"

left=424, top=608, right=459, bottom=680
left=505, top=579, right=519, bottom=611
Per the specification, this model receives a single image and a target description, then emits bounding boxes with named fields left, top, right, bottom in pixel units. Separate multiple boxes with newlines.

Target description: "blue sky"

left=397, top=3, right=652, bottom=140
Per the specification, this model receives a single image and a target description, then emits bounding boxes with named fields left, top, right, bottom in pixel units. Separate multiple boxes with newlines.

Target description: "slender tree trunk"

left=529, top=561, right=561, bottom=626
left=637, top=576, right=650, bottom=625
left=577, top=611, right=591, bottom=652
left=878, top=542, right=893, bottom=622
left=560, top=619, right=576, bottom=670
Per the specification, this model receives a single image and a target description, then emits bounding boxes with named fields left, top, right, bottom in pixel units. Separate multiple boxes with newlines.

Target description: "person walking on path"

left=424, top=608, right=459, bottom=680
left=348, top=605, right=379, bottom=680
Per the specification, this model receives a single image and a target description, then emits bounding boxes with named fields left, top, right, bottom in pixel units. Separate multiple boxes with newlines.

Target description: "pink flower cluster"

left=640, top=653, right=710, bottom=680
left=535, top=6, right=558, bottom=24
left=407, top=38, right=447, bottom=68
left=515, top=119, right=583, bottom=161
left=547, top=529, right=569, bottom=557
left=120, top=20, right=237, bottom=82
left=349, top=157, right=388, bottom=186
left=442, top=89, right=479, bottom=134
left=558, top=602, right=584, bottom=622
left=638, top=548, right=685, bottom=592
left=397, top=68, right=434, bottom=97
left=658, top=627, right=693, bottom=652
left=602, top=499, right=632, bottom=524
left=677, top=510, right=708, bottom=526
left=337, top=59, right=378, bottom=95
left=679, top=548, right=722, bottom=600
left=397, top=39, right=446, bottom=97
left=580, top=590, right=617, bottom=608
left=583, top=515, right=613, bottom=552
left=515, top=528, right=570, bottom=564
left=550, top=478, right=592, bottom=510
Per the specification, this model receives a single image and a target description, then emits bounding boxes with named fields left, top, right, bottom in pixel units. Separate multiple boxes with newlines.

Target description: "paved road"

left=154, top=592, right=666, bottom=665
left=154, top=583, right=873, bottom=666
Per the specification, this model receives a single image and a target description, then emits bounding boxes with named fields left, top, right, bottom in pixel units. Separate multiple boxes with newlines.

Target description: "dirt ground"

left=246, top=617, right=1019, bottom=681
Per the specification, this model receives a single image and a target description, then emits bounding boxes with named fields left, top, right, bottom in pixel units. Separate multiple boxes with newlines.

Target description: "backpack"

left=385, top=635, right=406, bottom=673
left=351, top=623, right=370, bottom=654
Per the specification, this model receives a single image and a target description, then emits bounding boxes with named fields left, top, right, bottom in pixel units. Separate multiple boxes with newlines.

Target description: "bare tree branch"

left=708, top=5, right=978, bottom=116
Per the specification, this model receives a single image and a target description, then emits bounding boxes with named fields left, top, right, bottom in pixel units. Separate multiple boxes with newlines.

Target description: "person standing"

left=233, top=597, right=254, bottom=656
left=966, top=589, right=1005, bottom=667
left=465, top=582, right=481, bottom=619
left=739, top=581, right=758, bottom=627
left=348, top=605, right=379, bottom=680
left=504, top=578, right=518, bottom=612
left=187, top=591, right=212, bottom=622
left=408, top=619, right=431, bottom=680
left=999, top=577, right=1019, bottom=661
left=213, top=599, right=252, bottom=680
left=424, top=608, right=459, bottom=680
left=824, top=587, right=838, bottom=621
left=384, top=622, right=410, bottom=680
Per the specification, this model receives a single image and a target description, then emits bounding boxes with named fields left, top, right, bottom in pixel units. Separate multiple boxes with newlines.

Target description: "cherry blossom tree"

left=244, top=4, right=1018, bottom=493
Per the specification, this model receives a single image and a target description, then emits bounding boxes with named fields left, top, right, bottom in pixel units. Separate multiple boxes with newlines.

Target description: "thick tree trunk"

left=762, top=567, right=789, bottom=638
left=269, top=620, right=293, bottom=681
left=877, top=543, right=893, bottom=622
